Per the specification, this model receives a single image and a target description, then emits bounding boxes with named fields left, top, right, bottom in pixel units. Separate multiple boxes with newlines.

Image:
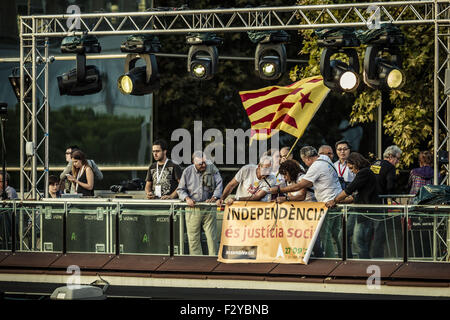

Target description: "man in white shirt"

left=318, top=145, right=334, bottom=161
left=265, top=148, right=286, bottom=189
left=216, top=155, right=276, bottom=206
left=269, top=146, right=343, bottom=258
left=271, top=146, right=342, bottom=202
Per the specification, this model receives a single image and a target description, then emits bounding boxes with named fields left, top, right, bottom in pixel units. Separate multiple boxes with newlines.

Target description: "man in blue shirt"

left=177, top=151, right=223, bottom=256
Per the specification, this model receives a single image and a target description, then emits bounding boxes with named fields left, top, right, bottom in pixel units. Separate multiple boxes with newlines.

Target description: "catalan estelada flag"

left=240, top=75, right=330, bottom=140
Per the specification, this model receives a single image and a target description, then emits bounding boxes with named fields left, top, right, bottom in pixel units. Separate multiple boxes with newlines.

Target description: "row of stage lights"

left=55, top=31, right=289, bottom=97
left=318, top=25, right=405, bottom=92
left=8, top=25, right=405, bottom=99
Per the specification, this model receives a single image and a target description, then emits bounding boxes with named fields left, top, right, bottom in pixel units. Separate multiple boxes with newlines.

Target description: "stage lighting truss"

left=320, top=47, right=360, bottom=92
left=251, top=31, right=290, bottom=81
left=186, top=33, right=222, bottom=80
left=57, top=35, right=103, bottom=96
left=118, top=35, right=161, bottom=95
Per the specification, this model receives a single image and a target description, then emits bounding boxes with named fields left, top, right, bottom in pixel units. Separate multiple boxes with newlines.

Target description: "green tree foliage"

left=292, top=0, right=434, bottom=167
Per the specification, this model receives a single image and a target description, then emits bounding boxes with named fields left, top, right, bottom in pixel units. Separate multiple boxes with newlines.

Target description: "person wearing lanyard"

left=66, top=150, right=94, bottom=197
left=145, top=139, right=182, bottom=199
left=333, top=140, right=357, bottom=258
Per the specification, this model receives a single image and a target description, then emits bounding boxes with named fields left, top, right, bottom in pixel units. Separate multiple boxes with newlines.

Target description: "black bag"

left=110, top=178, right=145, bottom=193
left=411, top=185, right=450, bottom=205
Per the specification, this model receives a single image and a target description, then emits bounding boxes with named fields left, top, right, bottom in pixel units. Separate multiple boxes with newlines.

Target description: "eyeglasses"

left=65, top=152, right=71, bottom=155
left=194, top=160, right=206, bottom=166
left=336, top=148, right=349, bottom=152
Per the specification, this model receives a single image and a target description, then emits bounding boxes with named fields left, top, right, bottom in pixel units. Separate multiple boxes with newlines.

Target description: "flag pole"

left=285, top=135, right=301, bottom=159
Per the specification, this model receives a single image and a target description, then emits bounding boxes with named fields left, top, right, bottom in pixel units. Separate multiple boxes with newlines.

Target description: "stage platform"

left=0, top=252, right=449, bottom=299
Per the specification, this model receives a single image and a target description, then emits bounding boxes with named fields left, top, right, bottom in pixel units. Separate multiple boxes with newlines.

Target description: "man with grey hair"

left=177, top=151, right=223, bottom=256
left=279, top=146, right=293, bottom=164
left=216, top=155, right=276, bottom=206
left=318, top=145, right=334, bottom=161
left=371, top=145, right=402, bottom=196
left=270, top=146, right=343, bottom=257
left=370, top=145, right=402, bottom=258
left=270, top=146, right=342, bottom=203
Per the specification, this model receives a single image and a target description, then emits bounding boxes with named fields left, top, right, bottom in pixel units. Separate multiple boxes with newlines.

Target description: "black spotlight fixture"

left=9, top=67, right=32, bottom=103
left=57, top=35, right=103, bottom=96
left=186, top=33, right=222, bottom=80
left=317, top=28, right=361, bottom=92
left=118, top=35, right=161, bottom=95
left=250, top=31, right=290, bottom=80
left=362, top=25, right=405, bottom=90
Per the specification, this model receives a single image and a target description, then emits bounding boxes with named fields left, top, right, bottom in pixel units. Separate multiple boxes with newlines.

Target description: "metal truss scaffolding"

left=18, top=0, right=448, bottom=200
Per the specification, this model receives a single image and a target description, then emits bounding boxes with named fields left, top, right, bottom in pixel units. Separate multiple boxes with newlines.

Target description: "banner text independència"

left=226, top=206, right=326, bottom=222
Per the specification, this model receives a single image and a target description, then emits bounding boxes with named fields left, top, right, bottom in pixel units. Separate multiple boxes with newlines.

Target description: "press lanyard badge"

left=155, top=185, right=162, bottom=197
left=155, top=159, right=168, bottom=197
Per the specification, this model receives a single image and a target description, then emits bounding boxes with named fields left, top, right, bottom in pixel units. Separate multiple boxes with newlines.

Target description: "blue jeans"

left=372, top=219, right=386, bottom=258
left=339, top=213, right=356, bottom=259
left=356, top=219, right=374, bottom=259
left=321, top=214, right=342, bottom=258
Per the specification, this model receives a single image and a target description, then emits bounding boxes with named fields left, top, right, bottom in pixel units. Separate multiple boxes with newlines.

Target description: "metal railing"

left=0, top=199, right=448, bottom=262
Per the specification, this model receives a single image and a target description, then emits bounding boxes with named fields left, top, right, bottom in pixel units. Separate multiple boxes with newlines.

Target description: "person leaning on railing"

left=325, top=152, right=381, bottom=259
left=370, top=145, right=402, bottom=258
left=176, top=151, right=223, bottom=256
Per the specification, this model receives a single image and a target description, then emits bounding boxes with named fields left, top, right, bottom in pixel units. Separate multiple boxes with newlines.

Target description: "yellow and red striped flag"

left=240, top=75, right=330, bottom=140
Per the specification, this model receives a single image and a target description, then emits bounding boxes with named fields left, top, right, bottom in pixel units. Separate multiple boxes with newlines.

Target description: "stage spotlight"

left=57, top=35, right=103, bottom=96
left=187, top=45, right=218, bottom=80
left=364, top=45, right=405, bottom=90
left=251, top=31, right=290, bottom=81
left=256, top=48, right=285, bottom=80
left=317, top=28, right=361, bottom=92
left=117, top=53, right=159, bottom=95
left=186, top=33, right=222, bottom=80
left=320, top=47, right=360, bottom=92
left=361, top=24, right=405, bottom=90
left=8, top=67, right=32, bottom=103
left=118, top=35, right=160, bottom=95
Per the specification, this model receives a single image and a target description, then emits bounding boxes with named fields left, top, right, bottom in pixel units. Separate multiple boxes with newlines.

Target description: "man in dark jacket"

left=370, top=145, right=402, bottom=258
